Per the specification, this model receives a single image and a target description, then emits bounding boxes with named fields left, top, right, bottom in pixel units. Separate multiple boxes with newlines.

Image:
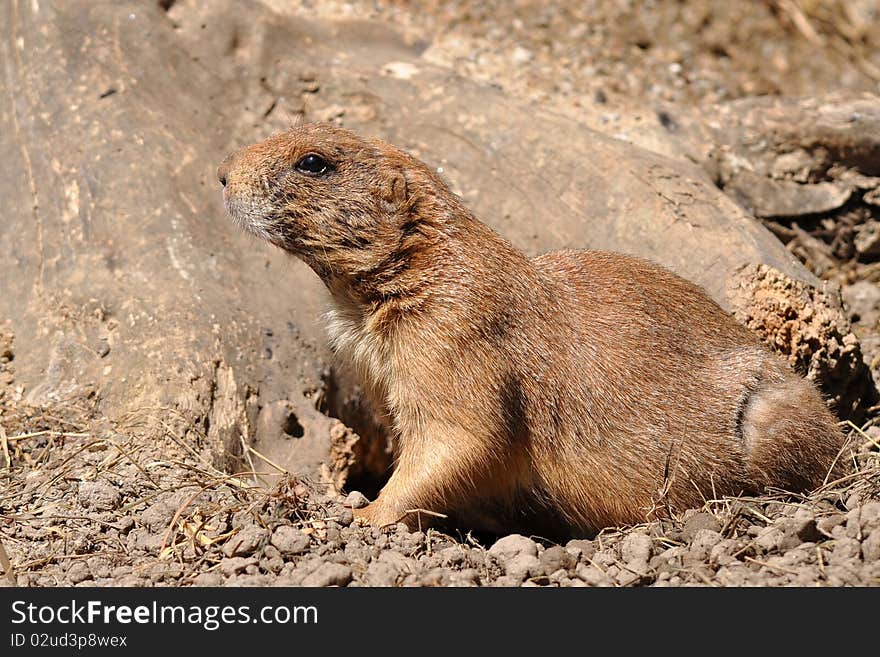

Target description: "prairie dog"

left=218, top=123, right=846, bottom=537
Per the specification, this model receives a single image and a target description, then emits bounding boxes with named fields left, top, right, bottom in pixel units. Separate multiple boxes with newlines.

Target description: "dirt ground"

left=2, top=0, right=880, bottom=587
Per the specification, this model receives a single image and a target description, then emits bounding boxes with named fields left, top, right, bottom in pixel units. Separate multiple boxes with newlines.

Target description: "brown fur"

left=218, top=123, right=847, bottom=538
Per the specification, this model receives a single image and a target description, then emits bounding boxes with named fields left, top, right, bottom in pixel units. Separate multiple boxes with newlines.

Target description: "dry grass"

left=774, top=0, right=880, bottom=81
left=0, top=395, right=354, bottom=585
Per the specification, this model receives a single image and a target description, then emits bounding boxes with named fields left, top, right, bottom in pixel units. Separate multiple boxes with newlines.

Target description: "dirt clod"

left=66, top=562, right=92, bottom=585
left=681, top=512, right=722, bottom=542
left=77, top=480, right=121, bottom=511
left=344, top=491, right=369, bottom=509
left=728, top=264, right=878, bottom=420
left=539, top=546, right=577, bottom=574
left=620, top=533, right=654, bottom=571
left=270, top=526, right=311, bottom=556
left=488, top=534, right=539, bottom=562
left=301, top=562, right=353, bottom=587
left=219, top=558, right=257, bottom=577
left=222, top=526, right=266, bottom=558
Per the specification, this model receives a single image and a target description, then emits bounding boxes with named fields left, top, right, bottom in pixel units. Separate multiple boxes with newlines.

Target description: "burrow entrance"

left=319, top=366, right=394, bottom=500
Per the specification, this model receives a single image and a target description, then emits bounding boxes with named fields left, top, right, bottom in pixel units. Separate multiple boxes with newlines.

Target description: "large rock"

left=0, top=0, right=832, bottom=482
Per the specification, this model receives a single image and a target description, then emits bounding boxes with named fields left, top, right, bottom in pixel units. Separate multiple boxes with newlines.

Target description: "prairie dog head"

left=218, top=123, right=447, bottom=293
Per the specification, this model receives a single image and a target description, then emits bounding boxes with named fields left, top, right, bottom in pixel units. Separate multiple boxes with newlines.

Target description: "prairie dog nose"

left=217, top=161, right=230, bottom=187
left=217, top=151, right=240, bottom=187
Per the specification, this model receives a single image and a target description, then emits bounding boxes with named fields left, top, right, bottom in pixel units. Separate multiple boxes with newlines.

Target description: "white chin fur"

left=224, top=194, right=273, bottom=242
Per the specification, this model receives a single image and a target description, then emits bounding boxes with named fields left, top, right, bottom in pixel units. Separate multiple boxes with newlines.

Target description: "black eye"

left=295, top=153, right=331, bottom=176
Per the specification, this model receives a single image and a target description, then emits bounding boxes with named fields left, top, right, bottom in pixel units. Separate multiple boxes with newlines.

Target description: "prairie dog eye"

left=295, top=153, right=331, bottom=176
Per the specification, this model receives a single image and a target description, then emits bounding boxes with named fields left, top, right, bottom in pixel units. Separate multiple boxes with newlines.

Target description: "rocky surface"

left=2, top=378, right=878, bottom=587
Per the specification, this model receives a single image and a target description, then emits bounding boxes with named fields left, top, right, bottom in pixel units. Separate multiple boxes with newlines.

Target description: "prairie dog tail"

left=741, top=361, right=848, bottom=492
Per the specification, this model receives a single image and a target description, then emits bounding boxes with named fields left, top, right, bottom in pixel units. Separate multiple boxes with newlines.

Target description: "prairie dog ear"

left=375, top=165, right=409, bottom=208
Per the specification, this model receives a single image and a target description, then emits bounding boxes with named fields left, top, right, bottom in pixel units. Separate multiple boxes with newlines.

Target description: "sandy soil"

left=1, top=0, right=879, bottom=587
